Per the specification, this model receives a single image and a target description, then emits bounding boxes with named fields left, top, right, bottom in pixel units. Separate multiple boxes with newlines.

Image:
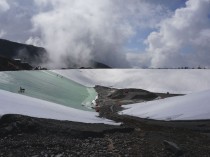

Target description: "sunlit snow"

left=120, top=90, right=210, bottom=121
left=0, top=89, right=118, bottom=125
left=54, top=69, right=210, bottom=121
left=1, top=69, right=210, bottom=122
left=53, top=69, right=210, bottom=94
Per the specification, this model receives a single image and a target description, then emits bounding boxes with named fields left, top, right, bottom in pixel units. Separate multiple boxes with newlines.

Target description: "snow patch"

left=120, top=90, right=210, bottom=121
left=0, top=89, right=118, bottom=125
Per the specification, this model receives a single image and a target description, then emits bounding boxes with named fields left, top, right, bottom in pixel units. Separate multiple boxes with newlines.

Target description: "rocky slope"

left=0, top=56, right=33, bottom=71
left=0, top=39, right=48, bottom=66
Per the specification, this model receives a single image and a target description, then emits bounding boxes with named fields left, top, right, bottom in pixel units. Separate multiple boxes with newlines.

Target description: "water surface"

left=0, top=71, right=97, bottom=111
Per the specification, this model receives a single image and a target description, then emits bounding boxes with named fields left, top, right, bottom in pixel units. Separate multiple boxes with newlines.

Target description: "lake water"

left=0, top=71, right=97, bottom=111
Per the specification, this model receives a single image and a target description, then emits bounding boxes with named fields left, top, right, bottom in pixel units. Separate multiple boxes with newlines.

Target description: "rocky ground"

left=0, top=86, right=210, bottom=157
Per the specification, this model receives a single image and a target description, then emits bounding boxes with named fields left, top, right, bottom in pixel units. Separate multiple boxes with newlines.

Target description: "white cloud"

left=0, top=0, right=9, bottom=12
left=31, top=0, right=167, bottom=68
left=0, top=1, right=39, bottom=42
left=0, top=29, right=6, bottom=38
left=126, top=52, right=150, bottom=68
left=145, top=0, right=210, bottom=68
left=25, top=36, right=43, bottom=47
left=0, top=0, right=169, bottom=68
left=4, top=0, right=204, bottom=68
left=33, top=0, right=50, bottom=7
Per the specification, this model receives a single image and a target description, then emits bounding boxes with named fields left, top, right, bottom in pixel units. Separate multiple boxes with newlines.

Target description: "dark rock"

left=3, top=125, right=14, bottom=133
left=0, top=39, right=48, bottom=67
left=163, top=140, right=184, bottom=156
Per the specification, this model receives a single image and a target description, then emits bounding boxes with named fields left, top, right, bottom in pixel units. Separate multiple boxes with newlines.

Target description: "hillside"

left=0, top=39, right=48, bottom=66
left=0, top=39, right=111, bottom=69
left=0, top=56, right=33, bottom=71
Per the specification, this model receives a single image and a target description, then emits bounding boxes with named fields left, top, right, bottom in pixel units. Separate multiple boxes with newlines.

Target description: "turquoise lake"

left=0, top=71, right=97, bottom=111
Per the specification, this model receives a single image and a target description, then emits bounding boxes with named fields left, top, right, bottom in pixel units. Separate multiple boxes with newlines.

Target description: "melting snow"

left=120, top=90, right=210, bottom=120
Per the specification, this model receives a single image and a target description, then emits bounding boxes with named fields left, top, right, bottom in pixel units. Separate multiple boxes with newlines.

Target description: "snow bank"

left=53, top=69, right=210, bottom=94
left=1, top=69, right=210, bottom=122
left=53, top=69, right=210, bottom=121
left=120, top=90, right=210, bottom=121
left=0, top=90, right=118, bottom=125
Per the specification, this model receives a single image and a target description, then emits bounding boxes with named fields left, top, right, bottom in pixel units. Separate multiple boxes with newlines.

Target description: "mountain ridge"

left=0, top=39, right=111, bottom=69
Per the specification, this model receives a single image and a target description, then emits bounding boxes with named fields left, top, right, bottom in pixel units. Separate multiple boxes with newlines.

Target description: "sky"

left=0, top=0, right=210, bottom=68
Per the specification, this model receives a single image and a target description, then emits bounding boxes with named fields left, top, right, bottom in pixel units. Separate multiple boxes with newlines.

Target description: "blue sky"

left=125, top=28, right=152, bottom=52
left=126, top=0, right=187, bottom=52
left=153, top=0, right=187, bottom=9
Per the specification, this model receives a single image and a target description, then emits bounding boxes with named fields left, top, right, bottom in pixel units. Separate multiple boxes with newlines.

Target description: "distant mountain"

left=79, top=61, right=111, bottom=69
left=0, top=39, right=48, bottom=66
left=0, top=39, right=111, bottom=69
left=91, top=61, right=111, bottom=69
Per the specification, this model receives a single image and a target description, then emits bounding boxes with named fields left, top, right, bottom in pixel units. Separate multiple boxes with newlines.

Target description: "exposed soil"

left=0, top=86, right=210, bottom=157
left=95, top=85, right=182, bottom=107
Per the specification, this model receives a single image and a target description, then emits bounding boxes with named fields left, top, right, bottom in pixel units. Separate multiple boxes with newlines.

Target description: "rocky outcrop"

left=0, top=39, right=48, bottom=66
left=0, top=56, right=33, bottom=71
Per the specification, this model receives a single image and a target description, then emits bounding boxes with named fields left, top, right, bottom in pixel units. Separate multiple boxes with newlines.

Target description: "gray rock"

left=163, top=140, right=184, bottom=156
left=4, top=125, right=14, bottom=132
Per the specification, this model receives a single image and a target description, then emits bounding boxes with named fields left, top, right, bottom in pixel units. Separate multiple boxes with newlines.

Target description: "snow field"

left=120, top=90, right=210, bottom=120
left=0, top=89, right=118, bottom=125
left=53, top=69, right=210, bottom=94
